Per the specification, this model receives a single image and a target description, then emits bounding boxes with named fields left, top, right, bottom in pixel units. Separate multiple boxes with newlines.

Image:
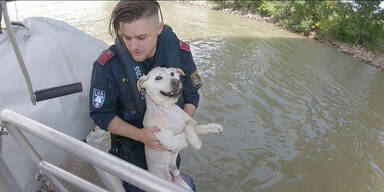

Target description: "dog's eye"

left=155, top=76, right=162, bottom=80
left=170, top=72, right=174, bottom=76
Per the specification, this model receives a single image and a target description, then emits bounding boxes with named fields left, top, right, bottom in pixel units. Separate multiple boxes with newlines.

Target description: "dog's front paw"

left=207, top=123, right=224, bottom=134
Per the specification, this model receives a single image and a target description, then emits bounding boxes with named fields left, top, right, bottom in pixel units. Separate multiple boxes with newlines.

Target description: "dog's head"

left=137, top=67, right=185, bottom=107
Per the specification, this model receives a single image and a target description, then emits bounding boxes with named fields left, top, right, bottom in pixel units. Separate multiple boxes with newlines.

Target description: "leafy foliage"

left=209, top=0, right=384, bottom=51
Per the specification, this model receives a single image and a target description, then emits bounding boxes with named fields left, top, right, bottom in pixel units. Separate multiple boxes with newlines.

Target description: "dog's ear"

left=137, top=75, right=149, bottom=91
left=172, top=68, right=185, bottom=76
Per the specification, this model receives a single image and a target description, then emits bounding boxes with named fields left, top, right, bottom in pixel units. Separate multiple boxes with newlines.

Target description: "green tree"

left=352, top=1, right=383, bottom=46
left=209, top=0, right=384, bottom=51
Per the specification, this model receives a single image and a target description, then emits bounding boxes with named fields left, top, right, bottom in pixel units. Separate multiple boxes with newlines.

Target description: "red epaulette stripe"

left=97, top=49, right=114, bottom=66
left=179, top=40, right=190, bottom=52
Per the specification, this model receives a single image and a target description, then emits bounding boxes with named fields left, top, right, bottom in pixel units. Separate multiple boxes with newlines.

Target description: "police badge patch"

left=93, top=89, right=105, bottom=108
left=190, top=70, right=202, bottom=89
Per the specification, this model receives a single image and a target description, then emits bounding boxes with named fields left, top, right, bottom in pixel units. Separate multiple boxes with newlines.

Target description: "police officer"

left=89, top=1, right=201, bottom=191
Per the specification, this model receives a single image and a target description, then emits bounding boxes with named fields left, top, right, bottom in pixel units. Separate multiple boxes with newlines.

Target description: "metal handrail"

left=0, top=109, right=191, bottom=192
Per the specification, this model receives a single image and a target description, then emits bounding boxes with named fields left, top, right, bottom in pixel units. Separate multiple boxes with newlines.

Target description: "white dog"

left=137, top=67, right=223, bottom=190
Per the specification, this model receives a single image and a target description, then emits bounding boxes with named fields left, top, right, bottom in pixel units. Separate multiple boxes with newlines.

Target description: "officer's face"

left=120, top=16, right=163, bottom=63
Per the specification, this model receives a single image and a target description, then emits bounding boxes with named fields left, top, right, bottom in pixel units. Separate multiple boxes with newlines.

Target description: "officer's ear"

left=137, top=75, right=149, bottom=91
left=157, top=22, right=164, bottom=35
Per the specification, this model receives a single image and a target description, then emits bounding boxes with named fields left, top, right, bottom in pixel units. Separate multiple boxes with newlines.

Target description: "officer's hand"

left=139, top=127, right=167, bottom=152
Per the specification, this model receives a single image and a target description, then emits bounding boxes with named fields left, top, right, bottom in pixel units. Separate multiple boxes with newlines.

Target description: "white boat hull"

left=0, top=17, right=108, bottom=191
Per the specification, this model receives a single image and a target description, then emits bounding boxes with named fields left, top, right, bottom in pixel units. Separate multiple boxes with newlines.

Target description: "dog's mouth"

left=160, top=89, right=180, bottom=98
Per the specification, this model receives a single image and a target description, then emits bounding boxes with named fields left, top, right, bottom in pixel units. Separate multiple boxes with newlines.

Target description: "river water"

left=5, top=1, right=384, bottom=192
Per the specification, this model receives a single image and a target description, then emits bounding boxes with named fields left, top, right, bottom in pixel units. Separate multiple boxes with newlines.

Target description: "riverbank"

left=175, top=1, right=384, bottom=71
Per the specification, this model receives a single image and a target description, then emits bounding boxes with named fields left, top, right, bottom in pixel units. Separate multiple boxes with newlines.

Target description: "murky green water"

left=6, top=1, right=384, bottom=191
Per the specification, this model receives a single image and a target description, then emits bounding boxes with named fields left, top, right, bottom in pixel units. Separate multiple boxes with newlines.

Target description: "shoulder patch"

left=97, top=49, right=114, bottom=66
left=92, top=88, right=105, bottom=108
left=190, top=70, right=202, bottom=89
left=179, top=40, right=190, bottom=52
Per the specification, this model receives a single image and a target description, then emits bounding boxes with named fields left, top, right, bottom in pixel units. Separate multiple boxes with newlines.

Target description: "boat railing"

left=0, top=109, right=191, bottom=192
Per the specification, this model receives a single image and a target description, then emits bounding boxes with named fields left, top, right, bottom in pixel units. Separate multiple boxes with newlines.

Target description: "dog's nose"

left=171, top=79, right=179, bottom=89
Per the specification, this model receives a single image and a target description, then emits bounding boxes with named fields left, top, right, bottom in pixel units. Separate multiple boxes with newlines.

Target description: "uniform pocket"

left=117, top=139, right=134, bottom=162
left=129, top=145, right=147, bottom=170
left=117, top=140, right=147, bottom=169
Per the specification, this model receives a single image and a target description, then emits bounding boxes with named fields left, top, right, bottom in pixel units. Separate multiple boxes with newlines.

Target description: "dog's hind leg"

left=145, top=147, right=173, bottom=182
left=150, top=165, right=173, bottom=182
left=169, top=154, right=192, bottom=190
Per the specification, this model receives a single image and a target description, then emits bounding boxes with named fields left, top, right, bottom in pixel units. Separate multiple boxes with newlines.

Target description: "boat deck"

left=60, top=155, right=106, bottom=191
